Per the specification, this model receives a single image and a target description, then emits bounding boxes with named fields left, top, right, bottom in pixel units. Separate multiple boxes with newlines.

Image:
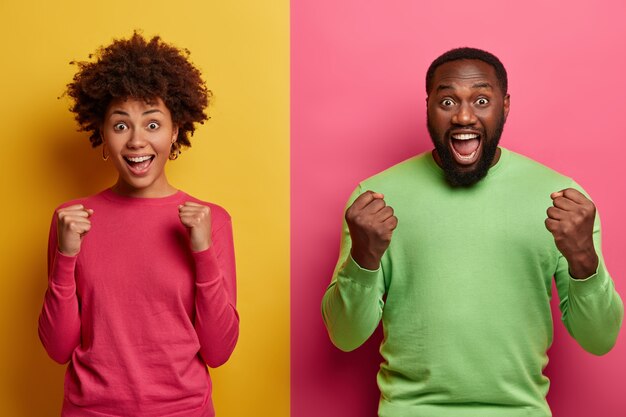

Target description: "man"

left=321, top=48, right=623, bottom=417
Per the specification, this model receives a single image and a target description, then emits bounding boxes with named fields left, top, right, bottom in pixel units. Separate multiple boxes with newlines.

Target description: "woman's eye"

left=476, top=98, right=489, bottom=105
left=113, top=123, right=127, bottom=131
left=147, top=122, right=160, bottom=130
left=441, top=99, right=455, bottom=107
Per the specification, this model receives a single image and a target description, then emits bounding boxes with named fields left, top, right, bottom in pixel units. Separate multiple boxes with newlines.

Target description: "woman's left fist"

left=179, top=202, right=212, bottom=252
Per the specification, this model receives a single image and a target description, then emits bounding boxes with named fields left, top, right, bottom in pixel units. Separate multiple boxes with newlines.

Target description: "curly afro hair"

left=66, top=32, right=210, bottom=155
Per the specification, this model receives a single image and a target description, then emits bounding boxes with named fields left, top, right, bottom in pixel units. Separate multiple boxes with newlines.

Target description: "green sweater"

left=322, top=148, right=623, bottom=417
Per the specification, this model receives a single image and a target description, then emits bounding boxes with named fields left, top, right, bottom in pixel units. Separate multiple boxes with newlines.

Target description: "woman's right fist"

left=56, top=204, right=93, bottom=256
left=345, top=191, right=398, bottom=270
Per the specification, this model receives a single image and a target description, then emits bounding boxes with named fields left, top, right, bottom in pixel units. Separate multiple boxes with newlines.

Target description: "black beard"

left=427, top=114, right=505, bottom=187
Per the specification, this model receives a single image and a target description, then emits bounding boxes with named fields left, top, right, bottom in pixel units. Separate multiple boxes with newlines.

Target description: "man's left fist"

left=545, top=188, right=598, bottom=279
left=179, top=202, right=212, bottom=252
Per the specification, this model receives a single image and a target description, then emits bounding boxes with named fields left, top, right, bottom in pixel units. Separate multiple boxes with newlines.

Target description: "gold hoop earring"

left=102, top=145, right=109, bottom=161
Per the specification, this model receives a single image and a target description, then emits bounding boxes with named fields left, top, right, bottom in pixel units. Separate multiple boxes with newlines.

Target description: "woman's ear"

left=172, top=124, right=179, bottom=143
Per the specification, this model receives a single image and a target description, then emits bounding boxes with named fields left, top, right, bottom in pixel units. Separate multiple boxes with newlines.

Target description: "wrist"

left=567, top=249, right=599, bottom=280
left=58, top=244, right=79, bottom=257
left=350, top=248, right=381, bottom=270
left=190, top=238, right=212, bottom=252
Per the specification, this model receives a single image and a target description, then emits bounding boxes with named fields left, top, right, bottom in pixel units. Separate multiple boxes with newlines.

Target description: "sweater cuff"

left=192, top=246, right=221, bottom=284
left=338, top=254, right=382, bottom=289
left=568, top=262, right=610, bottom=298
left=50, top=250, right=78, bottom=286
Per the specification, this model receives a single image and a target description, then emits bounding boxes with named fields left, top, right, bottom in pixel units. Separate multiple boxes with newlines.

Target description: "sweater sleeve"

left=192, top=215, right=239, bottom=368
left=321, top=185, right=386, bottom=352
left=38, top=213, right=81, bottom=364
left=554, top=182, right=624, bottom=355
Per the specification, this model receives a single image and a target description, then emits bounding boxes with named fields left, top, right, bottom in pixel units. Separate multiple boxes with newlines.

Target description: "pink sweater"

left=38, top=189, right=239, bottom=417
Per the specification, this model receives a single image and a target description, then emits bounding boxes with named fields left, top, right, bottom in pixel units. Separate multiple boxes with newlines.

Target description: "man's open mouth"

left=450, top=132, right=482, bottom=165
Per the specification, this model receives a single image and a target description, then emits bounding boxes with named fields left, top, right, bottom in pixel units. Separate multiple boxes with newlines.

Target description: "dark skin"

left=347, top=59, right=598, bottom=278
left=427, top=60, right=509, bottom=180
left=346, top=191, right=398, bottom=270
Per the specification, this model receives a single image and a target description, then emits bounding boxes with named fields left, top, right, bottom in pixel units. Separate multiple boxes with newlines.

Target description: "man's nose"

left=451, top=103, right=477, bottom=125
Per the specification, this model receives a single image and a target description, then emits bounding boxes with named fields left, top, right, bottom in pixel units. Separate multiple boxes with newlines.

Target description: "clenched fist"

left=345, top=191, right=398, bottom=270
left=179, top=202, right=212, bottom=252
left=57, top=204, right=93, bottom=256
left=545, top=188, right=599, bottom=279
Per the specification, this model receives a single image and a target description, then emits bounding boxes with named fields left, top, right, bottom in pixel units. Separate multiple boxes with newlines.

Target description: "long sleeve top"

left=322, top=148, right=623, bottom=417
left=38, top=189, right=239, bottom=417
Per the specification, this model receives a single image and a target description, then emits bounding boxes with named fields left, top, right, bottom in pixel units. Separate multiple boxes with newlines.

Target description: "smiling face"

left=427, top=59, right=510, bottom=187
left=102, top=97, right=179, bottom=197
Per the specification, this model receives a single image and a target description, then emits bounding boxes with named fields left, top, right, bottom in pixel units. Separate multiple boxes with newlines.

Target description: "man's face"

left=426, top=59, right=510, bottom=187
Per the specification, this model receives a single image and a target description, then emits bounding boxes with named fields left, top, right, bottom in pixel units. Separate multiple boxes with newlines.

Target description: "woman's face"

left=102, top=97, right=179, bottom=197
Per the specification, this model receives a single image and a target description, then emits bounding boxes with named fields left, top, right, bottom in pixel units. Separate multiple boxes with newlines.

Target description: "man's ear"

left=503, top=94, right=510, bottom=121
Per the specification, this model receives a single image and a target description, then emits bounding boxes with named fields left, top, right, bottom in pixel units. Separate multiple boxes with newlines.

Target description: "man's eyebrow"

left=472, top=82, right=492, bottom=89
left=436, top=84, right=453, bottom=92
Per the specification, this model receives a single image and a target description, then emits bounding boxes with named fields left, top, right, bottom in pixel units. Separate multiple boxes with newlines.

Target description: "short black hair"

left=425, top=47, right=508, bottom=95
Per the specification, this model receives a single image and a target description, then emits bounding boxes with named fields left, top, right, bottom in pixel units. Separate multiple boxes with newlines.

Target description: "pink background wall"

left=291, top=1, right=625, bottom=416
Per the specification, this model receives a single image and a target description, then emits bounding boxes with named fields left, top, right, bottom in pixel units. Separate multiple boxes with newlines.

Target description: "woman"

left=38, top=32, right=239, bottom=417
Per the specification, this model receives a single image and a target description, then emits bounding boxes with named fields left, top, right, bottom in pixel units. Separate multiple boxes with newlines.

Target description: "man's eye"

left=147, top=122, right=160, bottom=130
left=476, top=98, right=489, bottom=105
left=441, top=99, right=455, bottom=107
left=113, top=123, right=127, bottom=131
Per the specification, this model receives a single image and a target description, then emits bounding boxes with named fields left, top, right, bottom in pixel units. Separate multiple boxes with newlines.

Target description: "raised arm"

left=38, top=205, right=91, bottom=363
left=321, top=186, right=396, bottom=351
left=547, top=185, right=624, bottom=355
left=179, top=202, right=239, bottom=367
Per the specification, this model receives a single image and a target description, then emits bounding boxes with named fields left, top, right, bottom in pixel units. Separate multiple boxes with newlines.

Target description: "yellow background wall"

left=0, top=1, right=289, bottom=416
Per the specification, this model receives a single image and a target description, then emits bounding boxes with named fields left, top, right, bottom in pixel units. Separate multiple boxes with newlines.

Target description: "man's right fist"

left=345, top=191, right=398, bottom=270
left=56, top=204, right=93, bottom=256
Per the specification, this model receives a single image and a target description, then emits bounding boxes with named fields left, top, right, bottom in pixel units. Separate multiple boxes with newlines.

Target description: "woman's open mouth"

left=123, top=155, right=155, bottom=175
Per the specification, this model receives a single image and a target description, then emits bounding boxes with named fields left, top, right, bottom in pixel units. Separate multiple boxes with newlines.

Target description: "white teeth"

left=126, top=155, right=152, bottom=163
left=451, top=133, right=479, bottom=140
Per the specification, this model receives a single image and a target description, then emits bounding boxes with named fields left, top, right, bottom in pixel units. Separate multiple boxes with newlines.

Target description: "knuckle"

left=561, top=224, right=572, bottom=235
left=574, top=211, right=584, bottom=223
